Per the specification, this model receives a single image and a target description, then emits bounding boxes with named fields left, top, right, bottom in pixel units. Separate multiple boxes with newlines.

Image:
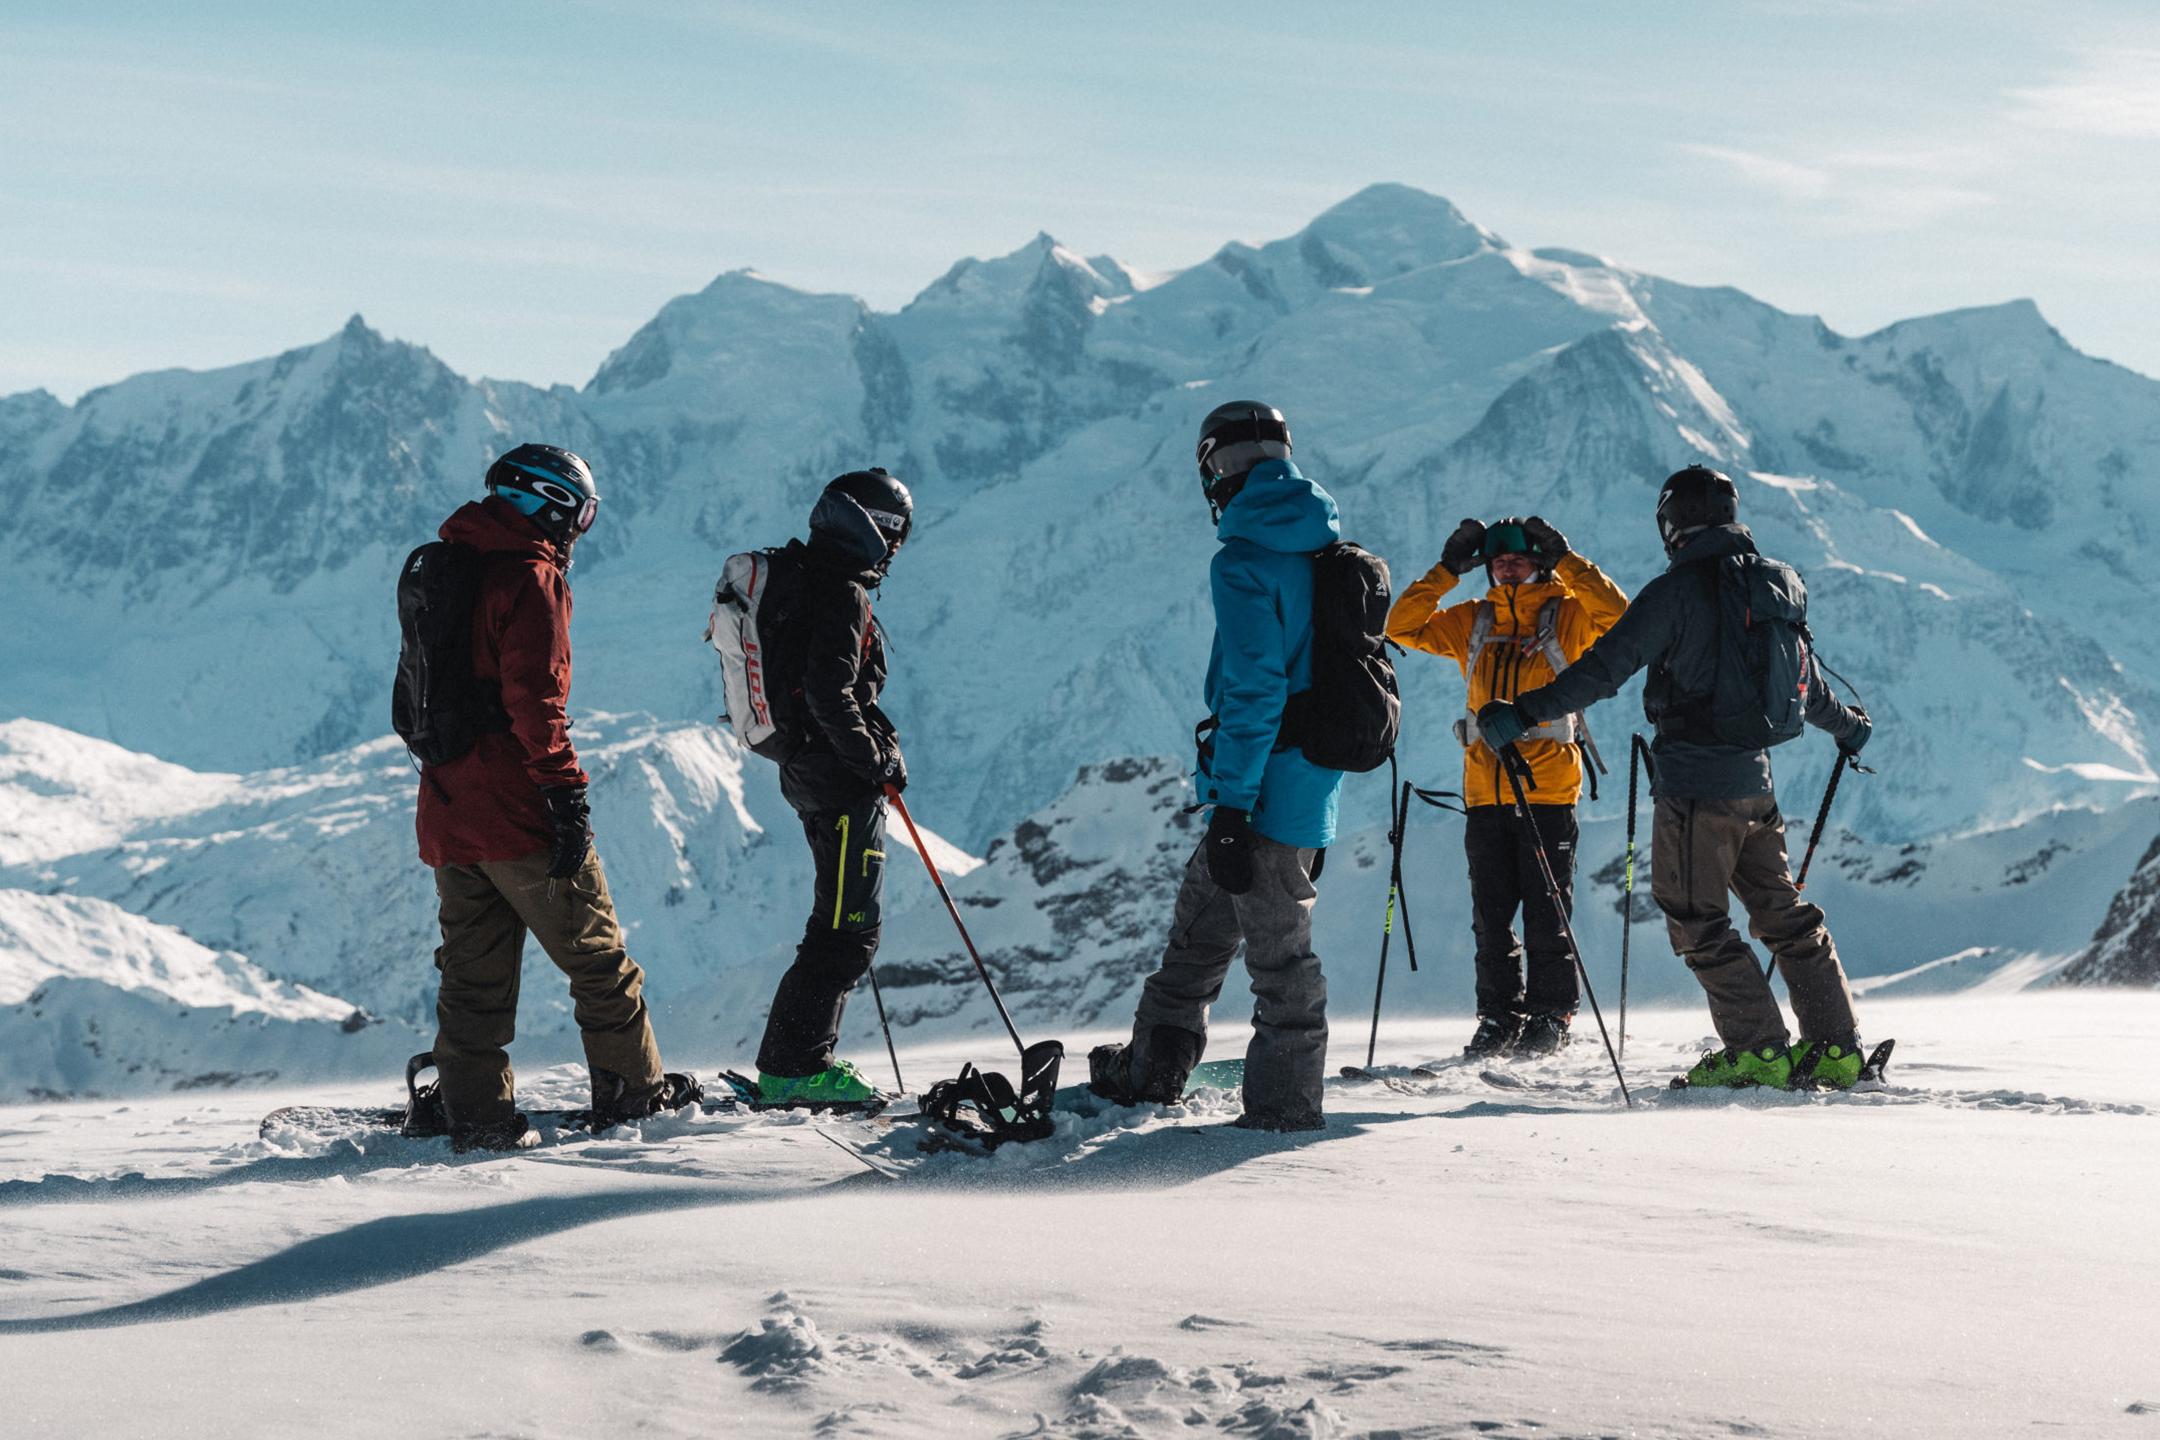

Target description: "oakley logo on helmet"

left=861, top=506, right=908, bottom=535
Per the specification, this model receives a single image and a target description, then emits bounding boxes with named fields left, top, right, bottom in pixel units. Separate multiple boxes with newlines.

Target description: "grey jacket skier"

left=1477, top=465, right=1876, bottom=1090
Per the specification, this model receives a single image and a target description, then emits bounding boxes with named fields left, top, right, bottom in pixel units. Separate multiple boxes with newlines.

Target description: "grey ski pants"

left=1127, top=832, right=1328, bottom=1117
left=1651, top=794, right=1859, bottom=1052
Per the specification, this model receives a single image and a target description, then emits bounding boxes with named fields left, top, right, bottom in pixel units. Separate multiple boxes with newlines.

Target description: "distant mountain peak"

left=1309, top=182, right=1499, bottom=247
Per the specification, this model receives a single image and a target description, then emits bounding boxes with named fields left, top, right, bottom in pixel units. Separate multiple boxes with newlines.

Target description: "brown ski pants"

left=431, top=849, right=664, bottom=1121
left=1651, top=794, right=1859, bottom=1053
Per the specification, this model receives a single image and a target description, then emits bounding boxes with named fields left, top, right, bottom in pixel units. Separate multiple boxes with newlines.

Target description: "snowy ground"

left=2, top=991, right=2156, bottom=1439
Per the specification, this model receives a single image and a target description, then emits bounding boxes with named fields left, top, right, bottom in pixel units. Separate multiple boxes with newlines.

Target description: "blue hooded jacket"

left=1199, top=458, right=1346, bottom=849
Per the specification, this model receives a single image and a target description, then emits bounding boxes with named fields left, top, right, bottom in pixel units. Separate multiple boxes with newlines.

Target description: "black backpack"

left=1278, top=541, right=1401, bottom=773
left=391, top=542, right=511, bottom=767
left=1669, top=553, right=1813, bottom=750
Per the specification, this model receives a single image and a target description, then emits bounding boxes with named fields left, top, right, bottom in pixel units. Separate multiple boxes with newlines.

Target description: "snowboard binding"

left=918, top=1040, right=1063, bottom=1150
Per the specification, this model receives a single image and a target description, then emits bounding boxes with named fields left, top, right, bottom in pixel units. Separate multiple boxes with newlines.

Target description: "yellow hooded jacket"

left=1385, top=552, right=1630, bottom=808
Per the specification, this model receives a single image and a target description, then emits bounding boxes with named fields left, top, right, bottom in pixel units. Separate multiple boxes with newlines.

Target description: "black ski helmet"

left=1195, top=400, right=1291, bottom=520
left=485, top=444, right=599, bottom=544
left=1656, top=464, right=1739, bottom=558
left=811, top=466, right=914, bottom=572
left=1479, top=516, right=1549, bottom=582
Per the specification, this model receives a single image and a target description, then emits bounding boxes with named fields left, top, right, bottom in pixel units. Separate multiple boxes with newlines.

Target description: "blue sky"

left=4, top=2, right=2157, bottom=399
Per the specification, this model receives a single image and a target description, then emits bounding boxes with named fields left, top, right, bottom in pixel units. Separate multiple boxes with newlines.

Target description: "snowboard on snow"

left=1050, top=1056, right=1248, bottom=1116
left=257, top=1059, right=889, bottom=1147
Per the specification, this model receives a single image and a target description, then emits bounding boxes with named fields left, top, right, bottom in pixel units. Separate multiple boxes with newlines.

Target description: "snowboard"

left=258, top=1101, right=618, bottom=1147
left=257, top=1062, right=892, bottom=1147
left=1051, top=1055, right=1248, bottom=1115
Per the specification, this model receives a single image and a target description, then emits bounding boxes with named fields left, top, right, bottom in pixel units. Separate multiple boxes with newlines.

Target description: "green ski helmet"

left=1480, top=516, right=1550, bottom=582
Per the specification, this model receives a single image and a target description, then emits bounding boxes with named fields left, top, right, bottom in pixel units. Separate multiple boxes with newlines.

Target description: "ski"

left=713, top=1069, right=892, bottom=1118
left=818, top=1129, right=904, bottom=1179
left=1338, top=1063, right=1442, bottom=1082
left=1663, top=1038, right=1897, bottom=1094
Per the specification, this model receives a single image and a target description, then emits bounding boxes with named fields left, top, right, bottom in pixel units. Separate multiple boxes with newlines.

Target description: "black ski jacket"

left=777, top=534, right=900, bottom=816
left=1513, top=525, right=1865, bottom=799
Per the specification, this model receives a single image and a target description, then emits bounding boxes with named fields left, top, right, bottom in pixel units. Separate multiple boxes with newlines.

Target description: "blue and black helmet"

left=485, top=444, right=598, bottom=543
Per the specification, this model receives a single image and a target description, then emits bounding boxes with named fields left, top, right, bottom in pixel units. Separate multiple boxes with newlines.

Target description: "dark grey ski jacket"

left=1512, top=524, right=1866, bottom=799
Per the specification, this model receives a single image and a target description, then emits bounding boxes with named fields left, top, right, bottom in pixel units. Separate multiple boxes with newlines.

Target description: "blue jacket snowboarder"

left=1088, top=401, right=1347, bottom=1130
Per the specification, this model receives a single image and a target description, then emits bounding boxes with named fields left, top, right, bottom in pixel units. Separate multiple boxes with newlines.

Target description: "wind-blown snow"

left=1, top=993, right=2154, bottom=1436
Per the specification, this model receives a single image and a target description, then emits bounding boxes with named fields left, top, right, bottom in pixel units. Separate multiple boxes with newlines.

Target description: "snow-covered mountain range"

left=5, top=715, right=2152, bottom=1099
left=6, top=182, right=2159, bottom=1095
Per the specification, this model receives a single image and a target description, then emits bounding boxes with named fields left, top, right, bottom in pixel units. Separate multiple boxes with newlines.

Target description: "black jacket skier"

left=1510, top=521, right=1868, bottom=792
left=1484, top=465, right=1877, bottom=1090
left=754, top=469, right=912, bottom=1106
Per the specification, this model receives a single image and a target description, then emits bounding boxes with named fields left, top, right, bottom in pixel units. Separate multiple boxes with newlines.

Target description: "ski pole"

left=1794, top=753, right=1849, bottom=893
left=1769, top=749, right=1873, bottom=982
left=886, top=787, right=1030, bottom=1061
left=1500, top=745, right=1632, bottom=1108
left=1364, top=778, right=1412, bottom=1069
left=862, top=962, right=905, bottom=1094
left=1618, top=734, right=1652, bottom=1063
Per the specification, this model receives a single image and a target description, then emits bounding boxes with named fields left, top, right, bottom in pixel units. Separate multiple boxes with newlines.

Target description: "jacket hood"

left=1215, top=459, right=1341, bottom=553
left=1668, top=522, right=1758, bottom=568
left=808, top=490, right=894, bottom=573
left=440, top=497, right=564, bottom=565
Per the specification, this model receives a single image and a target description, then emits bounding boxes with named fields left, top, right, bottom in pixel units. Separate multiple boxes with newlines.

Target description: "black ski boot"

left=449, top=1112, right=532, bottom=1153
left=398, top=1052, right=531, bottom=1150
left=1230, top=1105, right=1326, bottom=1133
left=590, top=1068, right=706, bottom=1130
left=1514, top=1012, right=1573, bottom=1058
left=1463, top=1014, right=1522, bottom=1058
left=1087, top=1026, right=1202, bottom=1104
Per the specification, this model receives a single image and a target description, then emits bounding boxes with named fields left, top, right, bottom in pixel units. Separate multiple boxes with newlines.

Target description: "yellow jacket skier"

left=1385, top=515, right=1628, bottom=1057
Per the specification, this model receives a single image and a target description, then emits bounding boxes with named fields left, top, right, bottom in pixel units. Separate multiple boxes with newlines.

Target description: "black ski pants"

left=756, top=793, right=888, bottom=1077
left=1464, top=802, right=1579, bottom=1020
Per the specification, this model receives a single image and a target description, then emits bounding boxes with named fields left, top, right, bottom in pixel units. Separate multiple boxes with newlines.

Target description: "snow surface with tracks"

left=3, top=992, right=2155, bottom=1438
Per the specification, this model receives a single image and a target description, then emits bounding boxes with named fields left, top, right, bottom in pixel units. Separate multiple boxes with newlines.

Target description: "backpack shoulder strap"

left=1534, top=597, right=1568, bottom=674
left=1466, top=601, right=1497, bottom=663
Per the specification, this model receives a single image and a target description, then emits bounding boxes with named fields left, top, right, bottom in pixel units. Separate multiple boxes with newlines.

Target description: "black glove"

left=1475, top=700, right=1530, bottom=752
left=1838, top=705, right=1871, bottom=758
left=1439, top=518, right=1487, bottom=575
left=540, top=784, right=593, bottom=879
left=1203, top=805, right=1255, bottom=895
left=878, top=746, right=908, bottom=795
left=1521, top=515, right=1570, bottom=562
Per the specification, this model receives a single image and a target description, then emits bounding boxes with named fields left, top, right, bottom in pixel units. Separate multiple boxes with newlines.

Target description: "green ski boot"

left=1674, top=1043, right=1794, bottom=1090
left=1793, top=1038, right=1866, bottom=1090
left=756, top=1059, right=884, bottom=1112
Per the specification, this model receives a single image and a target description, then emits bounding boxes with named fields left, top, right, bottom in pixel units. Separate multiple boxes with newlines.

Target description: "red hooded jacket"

left=415, top=498, right=589, bottom=867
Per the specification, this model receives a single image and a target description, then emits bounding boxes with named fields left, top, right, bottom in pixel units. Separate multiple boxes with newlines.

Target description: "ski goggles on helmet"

left=498, top=477, right=599, bottom=535
left=861, top=505, right=910, bottom=549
